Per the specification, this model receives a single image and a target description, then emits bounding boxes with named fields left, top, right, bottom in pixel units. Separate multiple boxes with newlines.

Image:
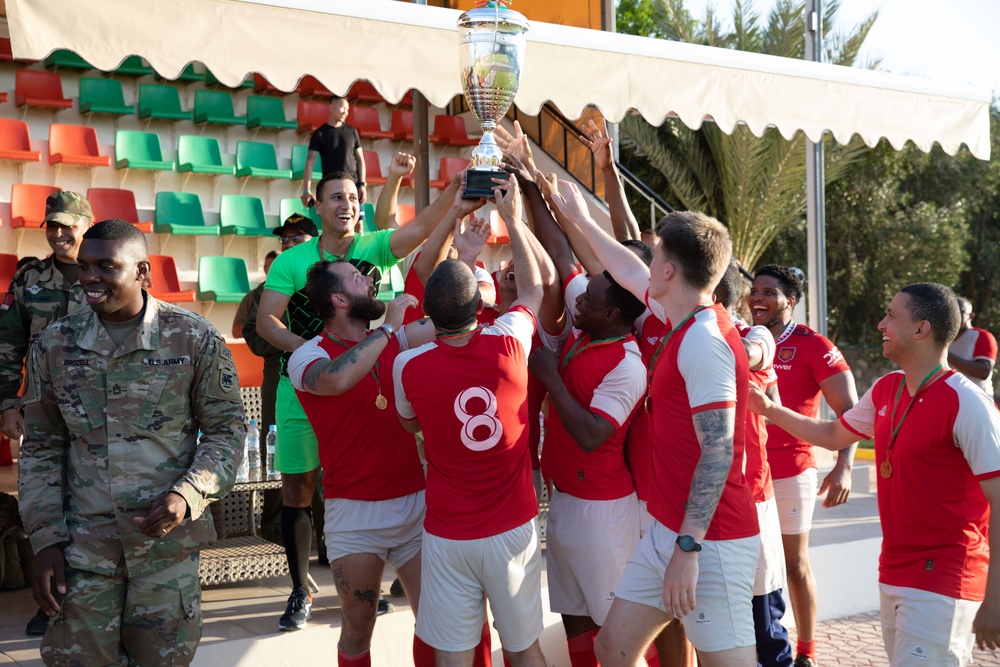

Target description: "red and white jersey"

left=626, top=309, right=668, bottom=501
left=394, top=306, right=538, bottom=540
left=840, top=370, right=1000, bottom=601
left=949, top=327, right=998, bottom=397
left=288, top=330, right=425, bottom=502
left=767, top=321, right=852, bottom=479
left=402, top=252, right=494, bottom=326
left=644, top=298, right=758, bottom=540
left=735, top=321, right=778, bottom=503
left=539, top=275, right=646, bottom=500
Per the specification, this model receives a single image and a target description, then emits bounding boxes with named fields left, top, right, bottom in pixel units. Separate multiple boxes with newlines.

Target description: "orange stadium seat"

left=87, top=188, right=154, bottom=233
left=362, top=150, right=387, bottom=186
left=228, top=341, right=264, bottom=388
left=15, top=70, right=72, bottom=109
left=487, top=210, right=510, bottom=245
left=430, top=114, right=479, bottom=147
left=0, top=254, right=19, bottom=291
left=146, top=254, right=196, bottom=303
left=10, top=184, right=60, bottom=228
left=396, top=203, right=416, bottom=226
left=350, top=106, right=394, bottom=140
left=48, top=124, right=111, bottom=167
left=297, top=100, right=329, bottom=134
left=429, top=157, right=470, bottom=190
left=0, top=119, right=41, bottom=164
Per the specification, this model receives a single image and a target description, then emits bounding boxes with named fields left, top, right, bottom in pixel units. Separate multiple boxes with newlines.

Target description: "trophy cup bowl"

left=457, top=6, right=529, bottom=199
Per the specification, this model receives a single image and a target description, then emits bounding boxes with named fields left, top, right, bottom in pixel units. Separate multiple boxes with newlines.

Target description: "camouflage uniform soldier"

left=18, top=219, right=246, bottom=667
left=0, top=191, right=92, bottom=443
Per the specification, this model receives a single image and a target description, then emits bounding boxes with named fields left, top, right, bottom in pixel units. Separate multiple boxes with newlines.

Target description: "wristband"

left=357, top=181, right=367, bottom=187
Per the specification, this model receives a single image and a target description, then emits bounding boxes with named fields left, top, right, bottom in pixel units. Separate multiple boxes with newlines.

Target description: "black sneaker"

left=25, top=608, right=49, bottom=636
left=278, top=588, right=313, bottom=631
left=377, top=596, right=393, bottom=616
left=794, top=655, right=817, bottom=667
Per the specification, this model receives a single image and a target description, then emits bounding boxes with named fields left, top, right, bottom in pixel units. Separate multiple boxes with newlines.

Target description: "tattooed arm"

left=662, top=407, right=735, bottom=619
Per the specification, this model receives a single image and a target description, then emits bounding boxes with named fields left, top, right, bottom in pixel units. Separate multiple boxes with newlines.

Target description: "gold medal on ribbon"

left=375, top=394, right=388, bottom=410
left=880, top=461, right=892, bottom=478
left=644, top=395, right=652, bottom=413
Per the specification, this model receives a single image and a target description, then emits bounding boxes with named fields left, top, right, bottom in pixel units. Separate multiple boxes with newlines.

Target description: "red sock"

left=567, top=628, right=599, bottom=667
left=643, top=642, right=660, bottom=667
left=413, top=635, right=436, bottom=667
left=797, top=639, right=816, bottom=660
left=472, top=621, right=493, bottom=667
left=337, top=646, right=371, bottom=667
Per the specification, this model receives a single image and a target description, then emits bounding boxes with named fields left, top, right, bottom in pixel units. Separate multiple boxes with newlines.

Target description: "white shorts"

left=546, top=489, right=639, bottom=625
left=323, top=491, right=425, bottom=569
left=879, top=584, right=980, bottom=667
left=772, top=468, right=818, bottom=535
left=616, top=520, right=759, bottom=653
left=638, top=499, right=654, bottom=538
left=417, top=519, right=543, bottom=653
left=754, top=497, right=787, bottom=596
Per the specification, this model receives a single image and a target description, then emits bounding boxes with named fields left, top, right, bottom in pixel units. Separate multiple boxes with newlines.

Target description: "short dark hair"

left=655, top=211, right=731, bottom=291
left=754, top=264, right=803, bottom=304
left=82, top=219, right=148, bottom=259
left=424, top=259, right=480, bottom=330
left=316, top=171, right=357, bottom=201
left=264, top=250, right=279, bottom=262
left=305, top=259, right=348, bottom=322
left=620, top=239, right=653, bottom=267
left=603, top=271, right=646, bottom=325
left=714, top=258, right=744, bottom=311
left=956, top=296, right=973, bottom=312
left=899, top=283, right=961, bottom=347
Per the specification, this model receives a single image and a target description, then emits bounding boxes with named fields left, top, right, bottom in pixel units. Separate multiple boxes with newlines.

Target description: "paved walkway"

left=808, top=611, right=1000, bottom=666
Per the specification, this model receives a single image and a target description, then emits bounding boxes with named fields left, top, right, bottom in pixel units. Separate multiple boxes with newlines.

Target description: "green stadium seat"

left=43, top=49, right=92, bottom=71
left=175, top=135, right=234, bottom=176
left=361, top=202, right=377, bottom=234
left=193, top=89, right=246, bottom=126
left=138, top=84, right=192, bottom=121
left=235, top=141, right=292, bottom=180
left=155, top=63, right=203, bottom=83
left=290, top=145, right=322, bottom=181
left=15, top=70, right=72, bottom=110
left=114, top=130, right=173, bottom=172
left=197, top=256, right=250, bottom=303
left=278, top=197, right=322, bottom=231
left=147, top=254, right=196, bottom=303
left=79, top=78, right=134, bottom=116
left=87, top=188, right=154, bottom=233
left=204, top=70, right=254, bottom=89
left=10, top=184, right=60, bottom=228
left=154, top=191, right=219, bottom=235
left=219, top=195, right=273, bottom=236
left=0, top=119, right=42, bottom=164
left=48, top=124, right=111, bottom=167
left=113, top=56, right=154, bottom=77
left=246, top=96, right=297, bottom=131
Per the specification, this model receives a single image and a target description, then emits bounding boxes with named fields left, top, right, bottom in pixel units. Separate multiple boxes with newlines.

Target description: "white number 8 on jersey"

left=454, top=386, right=503, bottom=451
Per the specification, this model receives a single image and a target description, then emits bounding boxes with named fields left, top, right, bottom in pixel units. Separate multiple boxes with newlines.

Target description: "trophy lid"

left=457, top=6, right=529, bottom=33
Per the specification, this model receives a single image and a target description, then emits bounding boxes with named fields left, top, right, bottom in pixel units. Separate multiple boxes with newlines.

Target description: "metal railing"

left=617, top=162, right=674, bottom=231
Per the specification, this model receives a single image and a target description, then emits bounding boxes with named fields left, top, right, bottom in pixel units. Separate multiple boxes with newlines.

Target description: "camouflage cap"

left=44, top=191, right=92, bottom=227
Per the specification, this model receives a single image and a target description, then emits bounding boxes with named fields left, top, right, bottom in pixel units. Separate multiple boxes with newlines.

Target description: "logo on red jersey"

left=777, top=347, right=796, bottom=363
left=823, top=346, right=844, bottom=368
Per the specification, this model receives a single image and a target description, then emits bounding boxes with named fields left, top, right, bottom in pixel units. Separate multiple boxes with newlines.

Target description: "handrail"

left=617, top=161, right=674, bottom=231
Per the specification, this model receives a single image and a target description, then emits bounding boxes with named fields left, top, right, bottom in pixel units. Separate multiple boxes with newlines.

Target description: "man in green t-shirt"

left=257, top=169, right=472, bottom=630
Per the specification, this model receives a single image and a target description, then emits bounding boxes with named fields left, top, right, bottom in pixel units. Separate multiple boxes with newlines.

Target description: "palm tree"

left=617, top=0, right=879, bottom=268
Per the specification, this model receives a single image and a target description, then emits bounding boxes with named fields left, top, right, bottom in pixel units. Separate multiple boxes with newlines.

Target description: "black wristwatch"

left=675, top=535, right=702, bottom=553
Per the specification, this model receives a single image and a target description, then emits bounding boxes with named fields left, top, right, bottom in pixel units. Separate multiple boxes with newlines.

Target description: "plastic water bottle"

left=246, top=420, right=261, bottom=482
left=236, top=424, right=250, bottom=483
left=266, top=425, right=280, bottom=481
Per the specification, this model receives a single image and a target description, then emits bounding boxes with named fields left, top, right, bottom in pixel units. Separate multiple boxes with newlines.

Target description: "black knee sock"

left=281, top=505, right=313, bottom=592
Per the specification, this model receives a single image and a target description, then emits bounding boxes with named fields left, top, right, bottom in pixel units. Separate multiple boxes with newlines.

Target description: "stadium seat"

left=297, top=100, right=329, bottom=134
left=137, top=83, right=192, bottom=121
left=361, top=202, right=377, bottom=234
left=146, top=254, right=196, bottom=303
left=346, top=80, right=384, bottom=104
left=429, top=157, right=470, bottom=190
left=487, top=209, right=510, bottom=245
left=253, top=74, right=282, bottom=95
left=389, top=109, right=414, bottom=141
left=363, top=150, right=387, bottom=186
left=153, top=191, right=219, bottom=236
left=78, top=78, right=134, bottom=117
left=0, top=38, right=34, bottom=64
left=48, top=124, right=111, bottom=167
left=15, top=70, right=72, bottom=109
left=114, top=130, right=173, bottom=172
left=219, top=195, right=273, bottom=236
left=246, top=95, right=297, bottom=131
left=298, top=75, right=334, bottom=99
left=155, top=63, right=203, bottom=83
left=87, top=188, right=153, bottom=233
left=43, top=49, right=92, bottom=71
left=0, top=254, right=18, bottom=292
left=430, top=115, right=479, bottom=146
left=228, top=341, right=265, bottom=387
left=9, top=184, right=60, bottom=228
left=175, top=135, right=234, bottom=176
left=235, top=141, right=292, bottom=180
left=197, top=256, right=251, bottom=303
left=350, top=106, right=394, bottom=140
left=193, top=89, right=246, bottom=126
left=396, top=203, right=416, bottom=226
left=290, top=145, right=322, bottom=181
left=204, top=70, right=254, bottom=89
left=0, top=119, right=42, bottom=164
left=113, top=56, right=154, bottom=77
left=278, top=197, right=323, bottom=230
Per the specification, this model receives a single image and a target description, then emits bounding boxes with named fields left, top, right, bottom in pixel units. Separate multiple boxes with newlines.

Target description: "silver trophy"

left=457, top=5, right=529, bottom=199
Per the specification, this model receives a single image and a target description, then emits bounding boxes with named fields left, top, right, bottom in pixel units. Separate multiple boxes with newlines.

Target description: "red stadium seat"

left=147, top=254, right=196, bottom=303
left=350, top=106, right=395, bottom=140
left=0, top=119, right=41, bottom=164
left=48, top=124, right=111, bottom=167
left=346, top=80, right=384, bottom=104
left=389, top=109, right=414, bottom=142
left=297, top=100, right=329, bottom=134
left=396, top=204, right=416, bottom=226
left=10, top=184, right=60, bottom=228
left=87, top=188, right=153, bottom=233
left=15, top=70, right=72, bottom=109
left=429, top=157, right=470, bottom=190
left=298, top=75, right=334, bottom=99
left=229, top=341, right=265, bottom=387
left=0, top=254, right=18, bottom=291
left=487, top=210, right=510, bottom=245
left=363, top=150, right=388, bottom=186
left=430, top=115, right=479, bottom=147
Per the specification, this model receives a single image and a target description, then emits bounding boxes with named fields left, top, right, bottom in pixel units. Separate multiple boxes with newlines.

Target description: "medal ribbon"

left=884, top=364, right=944, bottom=469
left=644, top=305, right=708, bottom=412
left=560, top=334, right=629, bottom=372
left=323, top=328, right=383, bottom=397
left=436, top=322, right=480, bottom=340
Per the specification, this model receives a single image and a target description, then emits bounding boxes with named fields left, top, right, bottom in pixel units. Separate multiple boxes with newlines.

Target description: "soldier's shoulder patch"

left=219, top=365, right=236, bottom=392
left=0, top=293, right=13, bottom=312
left=26, top=284, right=42, bottom=296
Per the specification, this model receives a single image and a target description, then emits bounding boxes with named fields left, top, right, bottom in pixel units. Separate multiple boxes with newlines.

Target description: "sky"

left=683, top=0, right=1000, bottom=100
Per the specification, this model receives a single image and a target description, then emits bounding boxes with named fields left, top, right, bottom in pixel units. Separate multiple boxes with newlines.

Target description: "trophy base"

left=463, top=168, right=504, bottom=199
